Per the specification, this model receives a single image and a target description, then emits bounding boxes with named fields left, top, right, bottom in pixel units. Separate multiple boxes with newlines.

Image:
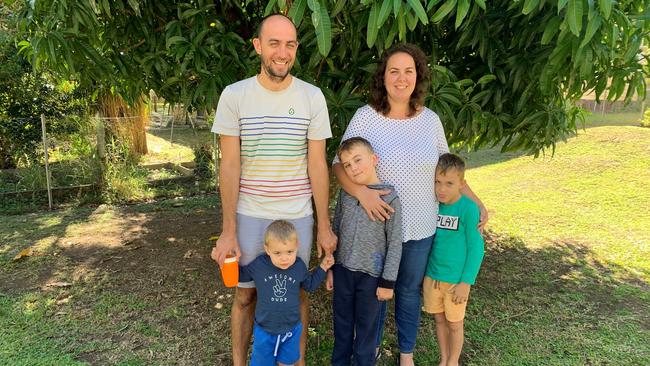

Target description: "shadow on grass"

left=0, top=207, right=96, bottom=289
left=459, top=145, right=528, bottom=169
left=2, top=203, right=648, bottom=365
left=146, top=127, right=213, bottom=150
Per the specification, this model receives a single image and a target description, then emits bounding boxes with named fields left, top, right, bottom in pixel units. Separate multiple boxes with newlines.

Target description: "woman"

left=332, top=43, right=487, bottom=365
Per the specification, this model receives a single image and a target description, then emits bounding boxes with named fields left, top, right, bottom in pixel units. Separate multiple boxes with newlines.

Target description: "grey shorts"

left=237, top=213, right=314, bottom=288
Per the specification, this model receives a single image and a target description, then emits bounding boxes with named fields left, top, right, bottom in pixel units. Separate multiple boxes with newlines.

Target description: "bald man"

left=211, top=14, right=337, bottom=366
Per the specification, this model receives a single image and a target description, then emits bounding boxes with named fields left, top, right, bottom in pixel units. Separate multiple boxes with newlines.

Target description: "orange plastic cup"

left=220, top=255, right=239, bottom=288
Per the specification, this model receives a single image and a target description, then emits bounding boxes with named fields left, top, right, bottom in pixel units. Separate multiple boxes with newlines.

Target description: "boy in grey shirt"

left=327, top=137, right=402, bottom=366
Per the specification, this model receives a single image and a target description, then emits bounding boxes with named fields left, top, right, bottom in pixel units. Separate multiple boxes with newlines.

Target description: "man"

left=210, top=14, right=337, bottom=366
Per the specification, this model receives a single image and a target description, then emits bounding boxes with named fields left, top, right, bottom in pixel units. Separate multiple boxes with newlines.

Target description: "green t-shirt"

left=425, top=195, right=484, bottom=285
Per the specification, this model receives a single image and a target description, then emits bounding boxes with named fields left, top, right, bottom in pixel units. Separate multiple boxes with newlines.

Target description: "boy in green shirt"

left=423, top=153, right=484, bottom=366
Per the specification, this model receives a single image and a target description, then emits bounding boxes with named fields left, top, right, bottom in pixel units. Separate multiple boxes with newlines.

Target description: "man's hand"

left=210, top=230, right=241, bottom=266
left=478, top=205, right=489, bottom=233
left=325, top=270, right=334, bottom=291
left=357, top=187, right=394, bottom=222
left=376, top=287, right=394, bottom=301
left=320, top=254, right=335, bottom=271
left=317, top=225, right=337, bottom=257
left=448, top=282, right=471, bottom=304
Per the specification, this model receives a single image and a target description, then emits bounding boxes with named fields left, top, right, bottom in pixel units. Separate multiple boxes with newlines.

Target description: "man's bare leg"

left=232, top=287, right=256, bottom=366
left=446, top=320, right=464, bottom=366
left=296, top=290, right=309, bottom=366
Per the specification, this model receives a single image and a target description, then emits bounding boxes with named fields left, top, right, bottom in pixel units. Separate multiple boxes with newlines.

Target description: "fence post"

left=40, top=114, right=53, bottom=210
left=96, top=113, right=106, bottom=160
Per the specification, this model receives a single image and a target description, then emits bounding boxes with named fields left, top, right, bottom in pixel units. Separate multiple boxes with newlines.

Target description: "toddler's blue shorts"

left=251, top=321, right=303, bottom=366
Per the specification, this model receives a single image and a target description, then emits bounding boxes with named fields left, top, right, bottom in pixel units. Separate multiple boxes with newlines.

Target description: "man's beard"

left=262, top=60, right=291, bottom=83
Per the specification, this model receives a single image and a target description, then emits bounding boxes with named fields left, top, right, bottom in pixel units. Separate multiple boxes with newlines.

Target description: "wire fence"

left=0, top=112, right=219, bottom=212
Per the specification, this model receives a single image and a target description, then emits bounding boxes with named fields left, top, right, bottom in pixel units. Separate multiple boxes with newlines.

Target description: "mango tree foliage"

left=18, top=0, right=650, bottom=156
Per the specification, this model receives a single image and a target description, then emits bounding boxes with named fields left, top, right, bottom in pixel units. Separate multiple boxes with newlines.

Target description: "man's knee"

left=234, top=287, right=257, bottom=310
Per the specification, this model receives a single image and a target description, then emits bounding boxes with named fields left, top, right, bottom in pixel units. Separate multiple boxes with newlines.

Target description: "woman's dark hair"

left=369, top=43, right=431, bottom=117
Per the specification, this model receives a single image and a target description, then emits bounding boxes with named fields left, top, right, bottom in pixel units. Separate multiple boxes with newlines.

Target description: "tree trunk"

left=97, top=93, right=148, bottom=155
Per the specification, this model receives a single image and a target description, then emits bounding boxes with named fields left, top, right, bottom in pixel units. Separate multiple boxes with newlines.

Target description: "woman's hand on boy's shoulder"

left=357, top=187, right=394, bottom=222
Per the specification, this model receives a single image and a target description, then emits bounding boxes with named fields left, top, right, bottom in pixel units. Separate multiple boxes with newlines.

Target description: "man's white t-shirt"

left=212, top=76, right=332, bottom=219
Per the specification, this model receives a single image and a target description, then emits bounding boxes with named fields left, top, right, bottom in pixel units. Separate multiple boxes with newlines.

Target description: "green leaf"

left=432, top=0, right=457, bottom=24
left=17, top=40, right=31, bottom=54
left=126, top=0, right=140, bottom=16
left=522, top=0, right=540, bottom=15
left=406, top=9, right=418, bottom=30
left=398, top=7, right=407, bottom=40
left=406, top=0, right=429, bottom=24
left=455, top=0, right=470, bottom=28
left=88, top=0, right=98, bottom=13
left=332, top=0, right=347, bottom=17
left=558, top=0, right=568, bottom=11
left=438, top=91, right=462, bottom=106
left=477, top=74, right=496, bottom=86
left=541, top=16, right=562, bottom=44
left=309, top=1, right=332, bottom=56
left=384, top=21, right=398, bottom=49
left=367, top=2, right=379, bottom=48
left=598, top=0, right=611, bottom=19
left=579, top=46, right=593, bottom=77
left=567, top=0, right=583, bottom=36
left=166, top=36, right=188, bottom=49
left=393, top=0, right=402, bottom=17
left=264, top=0, right=277, bottom=16
left=475, top=0, right=486, bottom=10
left=623, top=35, right=642, bottom=63
left=378, top=0, right=393, bottom=29
left=579, top=14, right=601, bottom=48
left=181, top=8, right=203, bottom=20
left=288, top=0, right=307, bottom=27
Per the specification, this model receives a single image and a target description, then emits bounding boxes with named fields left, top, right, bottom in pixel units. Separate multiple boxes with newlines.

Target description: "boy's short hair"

left=337, top=137, right=374, bottom=158
left=264, top=220, right=298, bottom=245
left=437, top=153, right=466, bottom=177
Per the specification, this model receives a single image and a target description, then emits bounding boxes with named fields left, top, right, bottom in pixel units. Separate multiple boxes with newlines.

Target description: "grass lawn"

left=1, top=112, right=648, bottom=365
left=143, top=128, right=213, bottom=164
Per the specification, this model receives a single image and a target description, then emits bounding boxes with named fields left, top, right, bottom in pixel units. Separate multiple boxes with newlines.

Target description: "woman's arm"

left=460, top=183, right=489, bottom=232
left=333, top=163, right=394, bottom=221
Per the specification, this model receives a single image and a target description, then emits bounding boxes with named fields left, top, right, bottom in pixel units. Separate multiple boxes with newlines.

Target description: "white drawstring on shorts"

left=273, top=331, right=293, bottom=357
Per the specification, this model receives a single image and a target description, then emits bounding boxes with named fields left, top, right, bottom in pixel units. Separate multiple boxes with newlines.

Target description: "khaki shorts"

left=422, top=277, right=469, bottom=322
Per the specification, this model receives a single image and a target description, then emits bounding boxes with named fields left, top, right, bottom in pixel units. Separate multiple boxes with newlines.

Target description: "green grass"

left=144, top=128, right=213, bottom=164
left=462, top=112, right=650, bottom=277
left=0, top=293, right=86, bottom=366
left=1, top=112, right=649, bottom=365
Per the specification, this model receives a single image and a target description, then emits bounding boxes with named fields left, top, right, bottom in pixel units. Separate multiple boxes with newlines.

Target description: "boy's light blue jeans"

left=375, top=235, right=434, bottom=353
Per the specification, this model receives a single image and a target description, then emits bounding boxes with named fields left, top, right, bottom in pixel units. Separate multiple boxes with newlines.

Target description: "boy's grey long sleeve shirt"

left=332, top=183, right=402, bottom=288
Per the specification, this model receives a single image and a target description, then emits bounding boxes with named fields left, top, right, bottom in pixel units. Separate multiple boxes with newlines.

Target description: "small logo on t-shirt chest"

left=437, top=214, right=459, bottom=231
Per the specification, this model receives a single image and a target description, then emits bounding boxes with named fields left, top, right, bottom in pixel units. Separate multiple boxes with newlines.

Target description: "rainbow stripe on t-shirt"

left=239, top=115, right=312, bottom=199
